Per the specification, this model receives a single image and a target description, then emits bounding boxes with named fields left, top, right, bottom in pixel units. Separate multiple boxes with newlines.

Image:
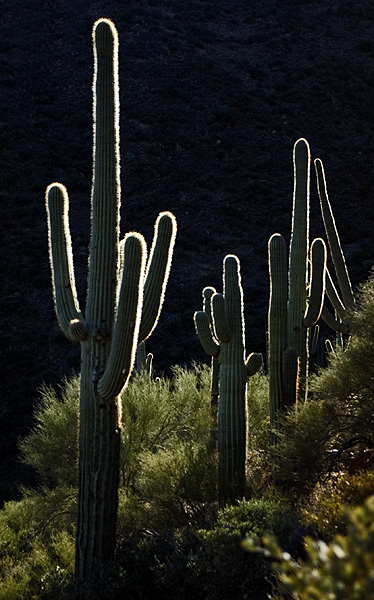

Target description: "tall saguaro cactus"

left=45, top=19, right=176, bottom=578
left=194, top=255, right=262, bottom=504
left=268, top=139, right=326, bottom=437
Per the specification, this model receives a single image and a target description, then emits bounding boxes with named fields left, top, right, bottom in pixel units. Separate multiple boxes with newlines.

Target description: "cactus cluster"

left=267, top=139, right=327, bottom=439
left=267, top=139, right=354, bottom=446
left=46, top=19, right=176, bottom=577
left=194, top=255, right=262, bottom=504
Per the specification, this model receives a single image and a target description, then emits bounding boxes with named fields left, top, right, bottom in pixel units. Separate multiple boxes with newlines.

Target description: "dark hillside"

left=1, top=0, right=373, bottom=501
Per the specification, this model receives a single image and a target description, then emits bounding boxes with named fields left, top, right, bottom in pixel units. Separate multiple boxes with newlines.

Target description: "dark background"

left=1, top=0, right=373, bottom=502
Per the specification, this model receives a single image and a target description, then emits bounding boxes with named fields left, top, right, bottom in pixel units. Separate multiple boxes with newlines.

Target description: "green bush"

left=269, top=274, right=374, bottom=489
left=113, top=498, right=303, bottom=600
left=0, top=493, right=75, bottom=599
left=0, top=364, right=217, bottom=597
left=301, top=469, right=374, bottom=539
left=246, top=495, right=374, bottom=600
left=246, top=371, right=271, bottom=494
left=117, top=363, right=217, bottom=531
left=18, top=377, right=79, bottom=488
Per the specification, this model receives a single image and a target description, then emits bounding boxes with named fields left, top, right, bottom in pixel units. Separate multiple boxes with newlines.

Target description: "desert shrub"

left=272, top=396, right=338, bottom=487
left=122, top=441, right=217, bottom=531
left=112, top=498, right=303, bottom=600
left=18, top=377, right=79, bottom=488
left=246, top=371, right=271, bottom=493
left=117, top=363, right=217, bottom=531
left=301, top=469, right=374, bottom=539
left=270, top=275, right=374, bottom=488
left=246, top=495, right=374, bottom=600
left=120, top=364, right=212, bottom=488
left=0, top=364, right=216, bottom=597
left=0, top=493, right=74, bottom=600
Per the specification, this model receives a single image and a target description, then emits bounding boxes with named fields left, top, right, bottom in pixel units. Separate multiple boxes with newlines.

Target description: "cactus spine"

left=194, top=255, right=262, bottom=504
left=268, top=139, right=326, bottom=438
left=45, top=20, right=176, bottom=578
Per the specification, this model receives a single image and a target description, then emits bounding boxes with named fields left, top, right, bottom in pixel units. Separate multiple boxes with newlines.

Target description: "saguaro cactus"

left=45, top=19, right=176, bottom=578
left=267, top=139, right=326, bottom=437
left=194, top=255, right=262, bottom=505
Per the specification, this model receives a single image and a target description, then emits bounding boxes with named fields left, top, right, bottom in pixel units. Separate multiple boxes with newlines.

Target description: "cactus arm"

left=310, top=325, right=319, bottom=357
left=321, top=304, right=350, bottom=334
left=98, top=233, right=146, bottom=401
left=212, top=293, right=231, bottom=343
left=314, top=158, right=355, bottom=310
left=203, top=286, right=216, bottom=318
left=45, top=182, right=86, bottom=341
left=245, top=352, right=263, bottom=376
left=325, top=267, right=348, bottom=322
left=287, top=138, right=310, bottom=371
left=303, top=237, right=326, bottom=328
left=194, top=311, right=220, bottom=357
left=138, top=211, right=177, bottom=342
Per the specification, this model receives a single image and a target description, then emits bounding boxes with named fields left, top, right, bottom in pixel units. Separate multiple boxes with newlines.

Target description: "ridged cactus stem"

left=194, top=256, right=263, bottom=505
left=216, top=256, right=247, bottom=504
left=268, top=234, right=288, bottom=438
left=287, top=138, right=310, bottom=383
left=46, top=19, right=176, bottom=579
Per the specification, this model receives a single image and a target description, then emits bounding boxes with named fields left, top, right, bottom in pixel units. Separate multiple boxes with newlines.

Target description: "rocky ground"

left=1, top=0, right=373, bottom=501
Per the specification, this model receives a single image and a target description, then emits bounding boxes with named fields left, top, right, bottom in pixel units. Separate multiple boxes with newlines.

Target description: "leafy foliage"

left=245, top=495, right=374, bottom=600
left=301, top=470, right=374, bottom=539
left=0, top=364, right=218, bottom=597
left=112, top=498, right=303, bottom=600
left=269, top=274, right=374, bottom=487
left=18, top=377, right=79, bottom=488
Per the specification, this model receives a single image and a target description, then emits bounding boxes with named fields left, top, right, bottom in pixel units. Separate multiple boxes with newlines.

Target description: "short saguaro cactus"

left=194, top=254, right=262, bottom=505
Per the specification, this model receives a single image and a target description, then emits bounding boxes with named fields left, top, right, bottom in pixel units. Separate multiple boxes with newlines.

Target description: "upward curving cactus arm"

left=246, top=352, right=263, bottom=376
left=46, top=183, right=86, bottom=342
left=324, top=267, right=349, bottom=323
left=138, top=211, right=177, bottom=342
left=303, top=237, right=327, bottom=328
left=314, top=157, right=354, bottom=343
left=98, top=233, right=146, bottom=401
left=211, top=292, right=231, bottom=342
left=195, top=286, right=220, bottom=453
left=194, top=310, right=220, bottom=358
